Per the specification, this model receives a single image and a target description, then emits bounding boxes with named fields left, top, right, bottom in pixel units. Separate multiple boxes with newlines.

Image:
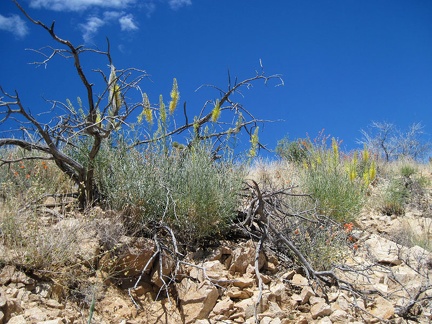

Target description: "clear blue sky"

left=1, top=0, right=432, bottom=156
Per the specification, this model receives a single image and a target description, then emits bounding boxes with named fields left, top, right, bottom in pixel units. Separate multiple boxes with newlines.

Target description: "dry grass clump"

left=0, top=148, right=85, bottom=271
left=0, top=148, right=75, bottom=206
left=389, top=219, right=432, bottom=252
left=248, top=158, right=301, bottom=189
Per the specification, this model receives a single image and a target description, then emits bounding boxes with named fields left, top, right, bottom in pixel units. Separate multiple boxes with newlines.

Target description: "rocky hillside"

left=0, top=200, right=431, bottom=324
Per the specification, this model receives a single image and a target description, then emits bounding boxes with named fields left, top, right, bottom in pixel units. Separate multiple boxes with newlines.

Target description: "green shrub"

left=302, top=163, right=365, bottom=222
left=276, top=133, right=375, bottom=223
left=380, top=178, right=408, bottom=216
left=275, top=137, right=309, bottom=164
left=95, top=140, right=245, bottom=242
left=300, top=137, right=367, bottom=222
left=400, top=165, right=417, bottom=178
left=378, top=163, right=430, bottom=216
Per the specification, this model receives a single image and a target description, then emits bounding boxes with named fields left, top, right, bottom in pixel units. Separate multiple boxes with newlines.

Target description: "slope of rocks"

left=1, top=209, right=431, bottom=324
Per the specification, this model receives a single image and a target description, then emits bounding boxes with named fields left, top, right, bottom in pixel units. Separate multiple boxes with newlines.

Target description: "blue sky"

left=1, top=0, right=432, bottom=156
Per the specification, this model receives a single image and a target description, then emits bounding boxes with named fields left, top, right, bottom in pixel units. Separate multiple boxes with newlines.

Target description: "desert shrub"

left=276, top=132, right=376, bottom=223
left=275, top=137, right=309, bottom=164
left=95, top=140, right=245, bottom=242
left=300, top=136, right=371, bottom=222
left=265, top=186, right=355, bottom=271
left=380, top=178, right=409, bottom=216
left=302, top=166, right=364, bottom=222
left=378, top=162, right=430, bottom=216
left=249, top=157, right=356, bottom=271
left=400, top=164, right=417, bottom=178
left=0, top=148, right=99, bottom=271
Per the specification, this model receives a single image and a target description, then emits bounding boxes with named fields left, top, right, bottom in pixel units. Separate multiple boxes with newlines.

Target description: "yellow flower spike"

left=95, top=109, right=101, bottom=124
left=248, top=127, right=259, bottom=158
left=169, top=78, right=179, bottom=115
left=350, top=168, right=357, bottom=182
left=108, top=65, right=121, bottom=115
left=235, top=113, right=244, bottom=132
left=332, top=138, right=339, bottom=160
left=211, top=99, right=221, bottom=122
left=362, top=144, right=369, bottom=163
left=363, top=170, right=370, bottom=186
left=138, top=93, right=153, bottom=124
left=369, top=160, right=376, bottom=181
left=144, top=107, right=153, bottom=124
left=159, top=94, right=166, bottom=123
left=113, top=84, right=122, bottom=113
left=193, top=116, right=199, bottom=134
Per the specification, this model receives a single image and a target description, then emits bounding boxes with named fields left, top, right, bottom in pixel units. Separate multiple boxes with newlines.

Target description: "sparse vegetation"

left=0, top=2, right=431, bottom=323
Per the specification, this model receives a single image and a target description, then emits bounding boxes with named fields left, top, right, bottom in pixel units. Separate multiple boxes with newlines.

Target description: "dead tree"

left=0, top=1, right=283, bottom=209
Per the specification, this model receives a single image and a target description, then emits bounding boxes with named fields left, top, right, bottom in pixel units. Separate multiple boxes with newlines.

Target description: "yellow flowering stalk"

left=349, top=167, right=357, bottom=182
left=159, top=94, right=166, bottom=123
left=193, top=116, right=199, bottom=135
left=363, top=170, right=370, bottom=187
left=95, top=108, right=101, bottom=124
left=248, top=127, right=259, bottom=158
left=369, top=160, right=376, bottom=182
left=235, top=113, right=243, bottom=133
left=169, top=78, right=179, bottom=115
left=138, top=93, right=153, bottom=124
left=348, top=151, right=358, bottom=182
left=332, top=137, right=339, bottom=163
left=108, top=65, right=122, bottom=115
left=211, top=99, right=221, bottom=122
left=362, top=144, right=369, bottom=163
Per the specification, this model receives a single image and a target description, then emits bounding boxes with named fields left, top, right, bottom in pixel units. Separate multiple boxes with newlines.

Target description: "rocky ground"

left=0, top=203, right=431, bottom=323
